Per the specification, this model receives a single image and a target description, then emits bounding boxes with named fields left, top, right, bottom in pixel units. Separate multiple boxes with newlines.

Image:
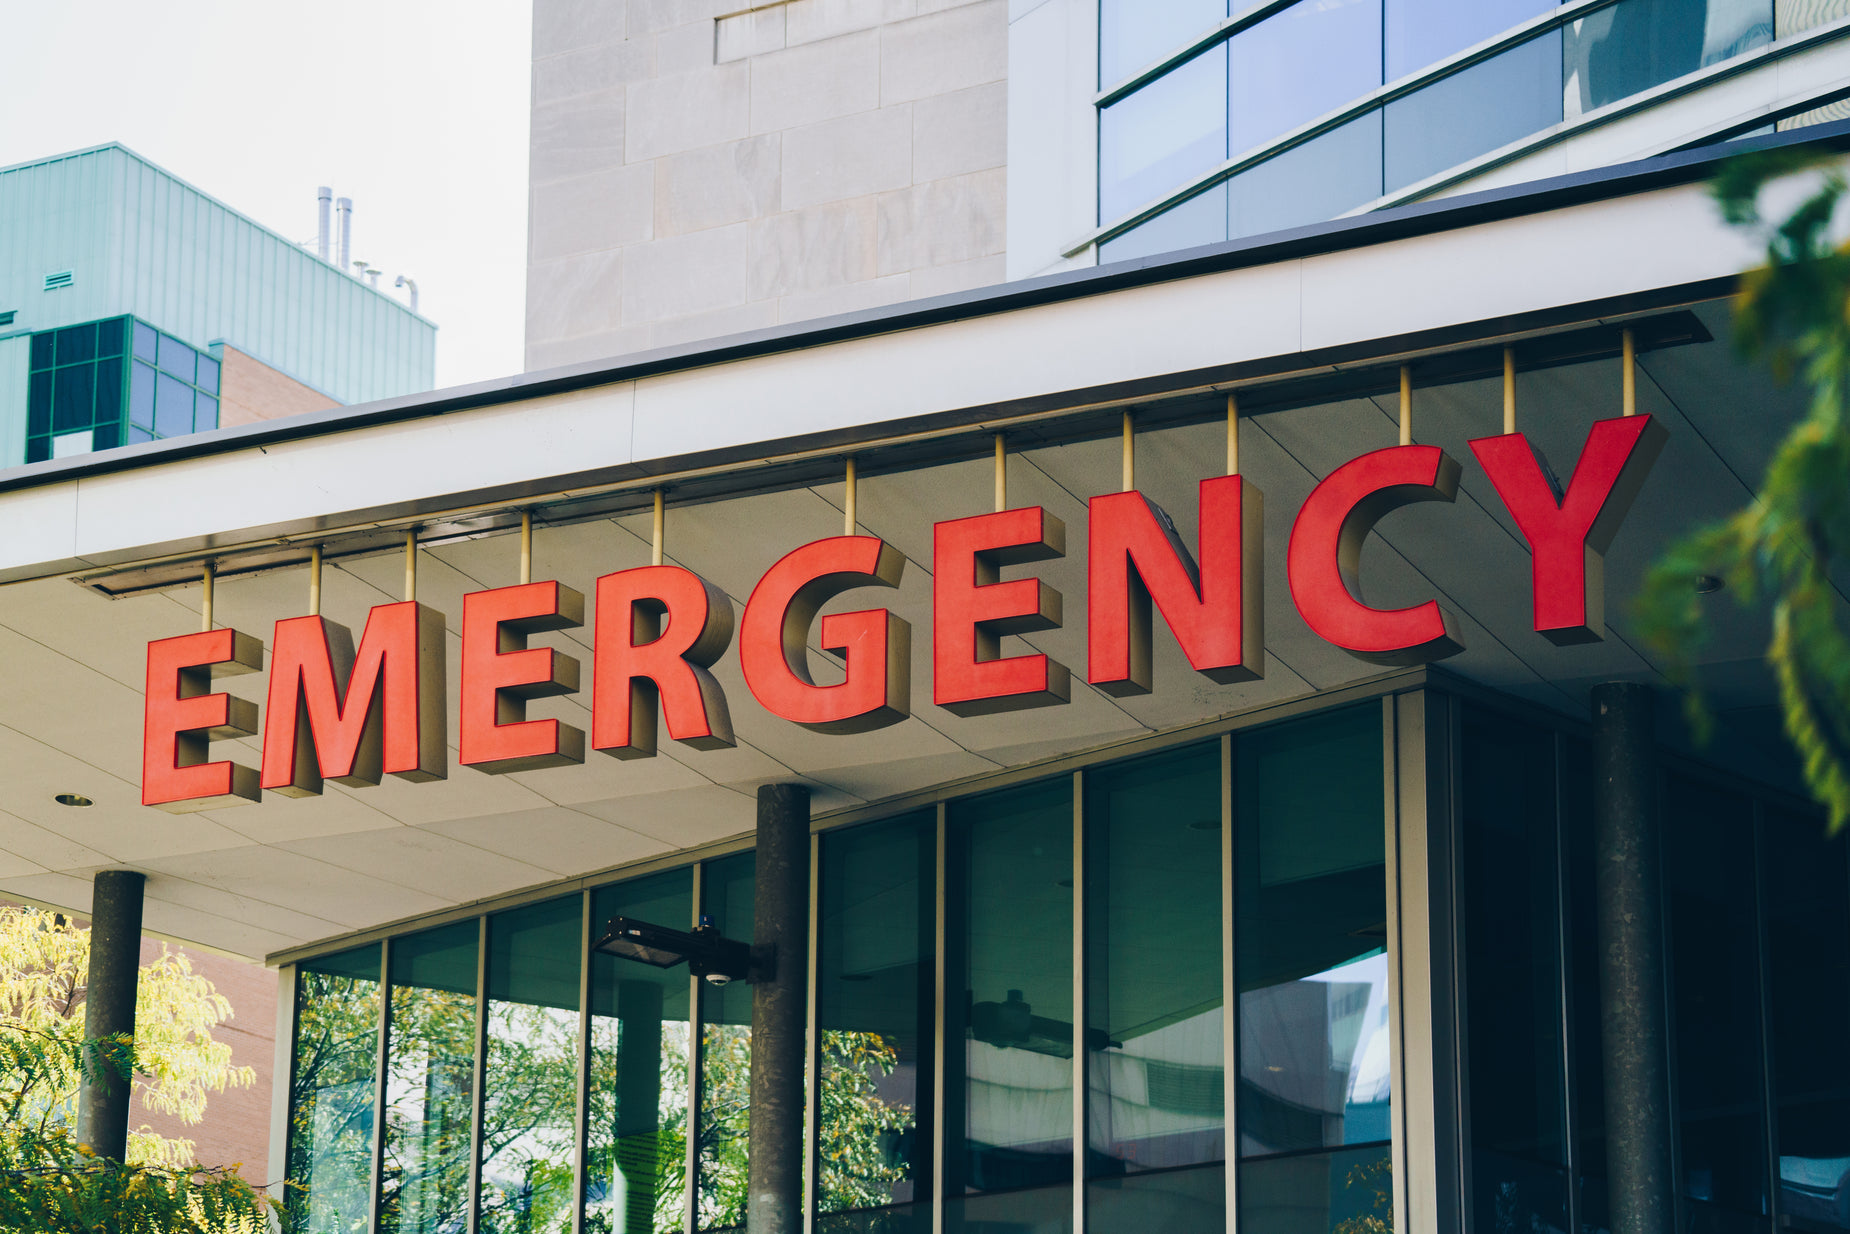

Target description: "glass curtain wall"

left=1235, top=706, right=1393, bottom=1234
left=380, top=922, right=480, bottom=1234
left=697, top=854, right=756, bottom=1232
left=589, top=870, right=695, bottom=1234
left=25, top=316, right=221, bottom=462
left=1097, top=0, right=1780, bottom=263
left=287, top=944, right=383, bottom=1234
left=816, top=811, right=937, bottom=1234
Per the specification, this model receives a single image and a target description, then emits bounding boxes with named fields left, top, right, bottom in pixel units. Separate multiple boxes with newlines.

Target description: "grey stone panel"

left=623, top=222, right=752, bottom=320
left=747, top=197, right=879, bottom=299
left=779, top=107, right=914, bottom=210
left=530, top=163, right=656, bottom=262
left=534, top=37, right=654, bottom=106
left=912, top=81, right=1006, bottom=182
left=718, top=7, right=788, bottom=62
left=626, top=61, right=752, bottom=161
left=749, top=29, right=882, bottom=133
left=527, top=250, right=626, bottom=344
left=655, top=135, right=784, bottom=236
left=876, top=166, right=1006, bottom=274
left=533, top=0, right=629, bottom=59
left=531, top=88, right=627, bottom=185
left=879, top=0, right=1008, bottom=105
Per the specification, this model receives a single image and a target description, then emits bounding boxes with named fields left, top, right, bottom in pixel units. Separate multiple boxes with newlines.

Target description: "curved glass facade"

left=1096, top=0, right=1788, bottom=263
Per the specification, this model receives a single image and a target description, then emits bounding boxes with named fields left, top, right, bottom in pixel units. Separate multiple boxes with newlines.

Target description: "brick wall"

left=527, top=0, right=1008, bottom=369
left=216, top=344, right=340, bottom=427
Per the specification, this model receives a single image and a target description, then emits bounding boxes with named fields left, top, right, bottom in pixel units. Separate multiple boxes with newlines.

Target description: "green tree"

left=0, top=906, right=280, bottom=1232
left=1638, top=147, right=1850, bottom=832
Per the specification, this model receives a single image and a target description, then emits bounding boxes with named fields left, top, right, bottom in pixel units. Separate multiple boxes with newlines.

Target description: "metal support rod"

left=684, top=865, right=703, bottom=1234
left=200, top=562, right=215, bottom=632
left=994, top=433, right=1007, bottom=512
left=1623, top=329, right=1637, bottom=417
left=1399, top=366, right=1413, bottom=446
left=802, top=833, right=822, bottom=1234
left=749, top=783, right=812, bottom=1234
left=1071, top=769, right=1086, bottom=1234
left=1226, top=393, right=1240, bottom=476
left=1220, top=734, right=1237, bottom=1226
left=1592, top=682, right=1674, bottom=1234
left=520, top=511, right=533, bottom=586
left=78, top=870, right=145, bottom=1162
left=844, top=457, right=857, bottom=535
left=1503, top=348, right=1517, bottom=435
left=308, top=546, right=323, bottom=617
left=652, top=490, right=665, bottom=567
left=1121, top=410, right=1134, bottom=491
left=403, top=530, right=417, bottom=603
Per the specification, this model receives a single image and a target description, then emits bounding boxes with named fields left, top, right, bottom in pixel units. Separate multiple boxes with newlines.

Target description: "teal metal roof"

left=0, top=144, right=435, bottom=406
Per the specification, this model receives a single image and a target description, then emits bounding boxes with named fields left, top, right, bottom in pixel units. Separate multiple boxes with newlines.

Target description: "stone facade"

left=527, top=0, right=1009, bottom=369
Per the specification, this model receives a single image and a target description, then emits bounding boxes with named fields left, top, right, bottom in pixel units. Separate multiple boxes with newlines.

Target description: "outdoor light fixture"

left=592, top=915, right=754, bottom=985
left=53, top=794, right=93, bottom=808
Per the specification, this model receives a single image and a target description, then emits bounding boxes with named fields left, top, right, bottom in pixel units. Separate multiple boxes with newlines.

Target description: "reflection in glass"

left=157, top=331, right=196, bottom=382
left=287, top=945, right=382, bottom=1234
left=1385, top=0, right=1552, bottom=80
left=1237, top=706, right=1389, bottom=1160
left=1227, top=0, right=1381, bottom=156
left=1665, top=778, right=1770, bottom=1231
left=1098, top=185, right=1227, bottom=265
left=1461, top=709, right=1568, bottom=1234
left=155, top=372, right=194, bottom=438
left=1099, top=46, right=1227, bottom=222
left=380, top=922, right=479, bottom=1234
left=30, top=330, right=53, bottom=370
left=130, top=361, right=155, bottom=430
left=1227, top=112, right=1383, bottom=241
left=27, top=371, right=50, bottom=438
left=945, top=778, right=1074, bottom=1234
left=480, top=898, right=582, bottom=1234
left=1238, top=1146, right=1393, bottom=1234
left=132, top=319, right=158, bottom=362
left=1565, top=0, right=1771, bottom=118
left=818, top=813, right=935, bottom=1227
left=95, top=357, right=123, bottom=427
left=56, top=322, right=97, bottom=366
left=1384, top=32, right=1561, bottom=193
left=53, top=364, right=94, bottom=433
left=97, top=316, right=126, bottom=358
left=1765, top=809, right=1850, bottom=1229
left=197, top=353, right=221, bottom=395
left=698, top=853, right=755, bottom=1232
left=1086, top=743, right=1223, bottom=1234
left=589, top=870, right=694, bottom=1234
left=1098, top=0, right=1225, bottom=87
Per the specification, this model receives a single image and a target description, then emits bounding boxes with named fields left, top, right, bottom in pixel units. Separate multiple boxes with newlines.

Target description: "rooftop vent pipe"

left=316, top=187, right=332, bottom=262
left=336, top=197, right=353, bottom=274
left=394, top=274, right=419, bottom=315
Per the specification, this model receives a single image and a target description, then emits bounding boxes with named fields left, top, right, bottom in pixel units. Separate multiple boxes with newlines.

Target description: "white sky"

left=0, top=0, right=533, bottom=391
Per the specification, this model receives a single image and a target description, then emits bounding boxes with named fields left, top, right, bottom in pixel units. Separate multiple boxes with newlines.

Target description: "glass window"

left=29, top=330, right=53, bottom=370
left=158, top=331, right=196, bottom=382
left=91, top=422, right=120, bottom=452
left=1085, top=743, right=1224, bottom=1234
left=1099, top=0, right=1226, bottom=87
left=1385, top=0, right=1552, bottom=80
left=1238, top=1144, right=1393, bottom=1233
left=817, top=813, right=936, bottom=1232
left=1099, top=46, right=1228, bottom=223
left=56, top=322, right=96, bottom=367
left=1559, top=737, right=1609, bottom=1232
left=1098, top=185, right=1228, bottom=265
left=380, top=921, right=479, bottom=1234
left=1236, top=705, right=1388, bottom=1158
left=697, top=853, right=755, bottom=1233
left=1765, top=808, right=1850, bottom=1230
left=1227, top=0, right=1382, bottom=157
left=287, top=945, right=383, bottom=1234
left=1779, top=0, right=1850, bottom=34
left=53, top=364, right=94, bottom=433
left=94, top=357, right=123, bottom=427
left=1461, top=709, right=1568, bottom=1234
left=197, top=353, right=221, bottom=395
left=480, top=897, right=582, bottom=1234
left=1565, top=0, right=1771, bottom=119
left=27, top=372, right=50, bottom=438
left=197, top=395, right=219, bottom=431
left=97, top=316, right=126, bottom=358
left=1227, top=111, right=1383, bottom=241
left=128, top=425, right=153, bottom=445
left=130, top=361, right=156, bottom=430
left=1664, top=777, right=1769, bottom=1230
left=132, top=319, right=158, bottom=363
left=155, top=372, right=195, bottom=438
left=944, top=777, right=1074, bottom=1234
left=588, top=869, right=694, bottom=1234
left=25, top=437, right=49, bottom=465
left=1384, top=31, right=1562, bottom=194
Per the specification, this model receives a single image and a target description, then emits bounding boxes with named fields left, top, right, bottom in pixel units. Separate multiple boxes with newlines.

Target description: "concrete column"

left=1591, top=683, right=1673, bottom=1234
left=748, top=783, right=810, bottom=1234
left=79, top=869, right=145, bottom=1162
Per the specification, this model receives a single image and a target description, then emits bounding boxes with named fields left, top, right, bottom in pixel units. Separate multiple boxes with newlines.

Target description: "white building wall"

left=526, top=0, right=1011, bottom=370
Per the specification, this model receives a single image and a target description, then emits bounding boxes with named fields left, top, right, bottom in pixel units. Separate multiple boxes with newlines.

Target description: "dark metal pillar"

left=1591, top=683, right=1673, bottom=1234
left=748, top=783, right=810, bottom=1234
left=79, top=869, right=145, bottom=1162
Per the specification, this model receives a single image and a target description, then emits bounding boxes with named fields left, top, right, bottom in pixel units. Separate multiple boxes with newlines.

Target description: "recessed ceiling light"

left=1695, top=574, right=1725, bottom=595
left=54, top=793, right=93, bottom=808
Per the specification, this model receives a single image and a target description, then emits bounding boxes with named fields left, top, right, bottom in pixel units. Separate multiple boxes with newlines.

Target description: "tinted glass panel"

left=588, top=869, right=694, bottom=1234
left=132, top=319, right=158, bottom=362
left=1765, top=808, right=1850, bottom=1229
left=1099, top=46, right=1227, bottom=222
left=818, top=814, right=935, bottom=1224
left=27, top=371, right=50, bottom=438
left=29, top=331, right=53, bottom=370
left=480, top=898, right=582, bottom=1234
left=197, top=395, right=219, bottom=431
left=1565, top=0, right=1771, bottom=118
left=1383, top=30, right=1562, bottom=193
left=698, top=853, right=754, bottom=1232
left=1559, top=738, right=1609, bottom=1233
left=1238, top=1146, right=1393, bottom=1234
left=56, top=323, right=96, bottom=366
left=94, top=357, right=123, bottom=427
left=1665, top=778, right=1769, bottom=1233
left=1098, top=185, right=1227, bottom=264
left=1385, top=0, right=1552, bottom=80
left=97, top=317, right=126, bottom=358
left=1236, top=706, right=1388, bottom=1159
left=129, top=361, right=156, bottom=429
left=944, top=777, right=1074, bottom=1234
left=155, top=372, right=195, bottom=437
left=196, top=353, right=221, bottom=395
left=53, top=363, right=94, bottom=433
left=25, top=437, right=49, bottom=464
left=127, top=425, right=153, bottom=445
left=1461, top=709, right=1568, bottom=1234
left=157, top=331, right=196, bottom=382
left=380, top=922, right=479, bottom=1234
left=1227, top=0, right=1381, bottom=156
left=91, top=421, right=120, bottom=452
left=1227, top=111, right=1383, bottom=240
left=1099, top=0, right=1226, bottom=86
left=288, top=945, right=382, bottom=1234
left=1085, top=744, right=1223, bottom=1172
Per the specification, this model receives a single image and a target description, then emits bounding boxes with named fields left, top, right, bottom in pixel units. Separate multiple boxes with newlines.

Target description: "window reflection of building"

left=380, top=922, right=479, bottom=1234
left=697, top=853, right=755, bottom=1233
left=287, top=946, right=381, bottom=1234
